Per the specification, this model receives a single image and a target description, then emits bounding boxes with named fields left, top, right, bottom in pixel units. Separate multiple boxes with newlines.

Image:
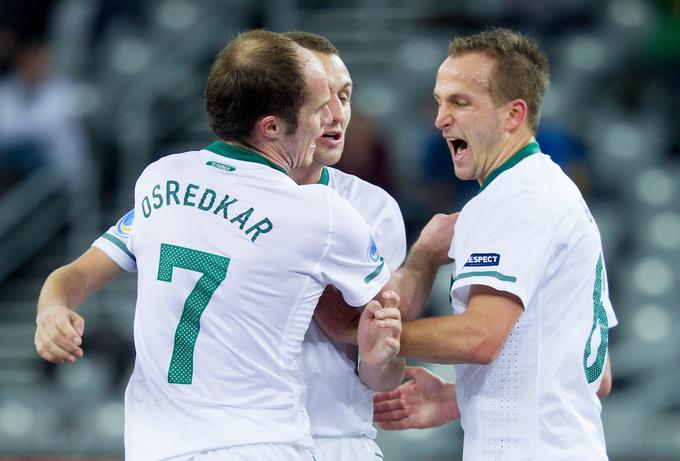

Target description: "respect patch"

left=464, top=253, right=500, bottom=267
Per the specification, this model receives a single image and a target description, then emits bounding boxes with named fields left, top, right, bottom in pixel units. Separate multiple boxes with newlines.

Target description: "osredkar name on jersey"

left=139, top=179, right=274, bottom=243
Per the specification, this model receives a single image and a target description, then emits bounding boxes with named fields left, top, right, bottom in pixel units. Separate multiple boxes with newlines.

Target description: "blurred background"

left=0, top=0, right=678, bottom=459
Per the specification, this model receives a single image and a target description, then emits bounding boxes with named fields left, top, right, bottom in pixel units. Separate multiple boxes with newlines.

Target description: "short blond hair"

left=449, top=28, right=549, bottom=133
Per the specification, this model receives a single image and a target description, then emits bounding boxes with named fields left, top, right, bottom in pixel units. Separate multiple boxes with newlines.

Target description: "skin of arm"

left=399, top=285, right=523, bottom=364
left=597, top=356, right=612, bottom=398
left=313, top=212, right=459, bottom=341
left=391, top=213, right=458, bottom=321
left=35, top=247, right=124, bottom=364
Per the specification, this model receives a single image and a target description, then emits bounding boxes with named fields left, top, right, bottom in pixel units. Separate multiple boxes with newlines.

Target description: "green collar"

left=318, top=167, right=330, bottom=185
left=205, top=141, right=288, bottom=176
left=479, top=142, right=541, bottom=193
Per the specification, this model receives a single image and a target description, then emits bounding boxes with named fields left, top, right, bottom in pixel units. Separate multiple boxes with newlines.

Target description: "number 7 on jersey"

left=157, top=243, right=230, bottom=384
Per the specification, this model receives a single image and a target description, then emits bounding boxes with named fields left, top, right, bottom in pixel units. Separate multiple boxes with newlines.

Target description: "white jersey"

left=301, top=167, right=406, bottom=440
left=449, top=142, right=618, bottom=461
left=93, top=142, right=390, bottom=461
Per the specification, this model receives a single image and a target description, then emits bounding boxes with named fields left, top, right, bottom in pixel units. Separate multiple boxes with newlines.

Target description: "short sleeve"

left=92, top=209, right=137, bottom=272
left=451, top=189, right=553, bottom=309
left=318, top=195, right=390, bottom=307
left=600, top=256, right=618, bottom=329
left=370, top=196, right=406, bottom=271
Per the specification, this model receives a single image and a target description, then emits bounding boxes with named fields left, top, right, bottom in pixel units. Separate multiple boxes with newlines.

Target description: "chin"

left=453, top=168, right=473, bottom=181
left=315, top=149, right=342, bottom=167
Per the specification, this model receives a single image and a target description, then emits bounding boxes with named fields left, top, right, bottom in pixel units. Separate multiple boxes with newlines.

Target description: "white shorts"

left=188, top=444, right=314, bottom=461
left=313, top=436, right=383, bottom=461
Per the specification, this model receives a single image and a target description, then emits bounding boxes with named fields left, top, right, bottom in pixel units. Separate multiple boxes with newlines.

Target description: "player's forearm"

left=399, top=316, right=496, bottom=364
left=394, top=243, right=441, bottom=320
left=359, top=357, right=405, bottom=391
left=37, top=248, right=124, bottom=316
left=37, top=264, right=91, bottom=315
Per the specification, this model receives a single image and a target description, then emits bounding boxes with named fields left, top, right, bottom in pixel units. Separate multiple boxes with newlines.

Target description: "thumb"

left=404, top=366, right=423, bottom=381
left=364, top=300, right=381, bottom=319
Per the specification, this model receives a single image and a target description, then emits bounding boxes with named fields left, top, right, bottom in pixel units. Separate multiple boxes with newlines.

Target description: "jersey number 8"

left=583, top=254, right=609, bottom=384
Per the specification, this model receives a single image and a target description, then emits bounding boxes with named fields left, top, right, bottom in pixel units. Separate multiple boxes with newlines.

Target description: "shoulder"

left=327, top=167, right=401, bottom=212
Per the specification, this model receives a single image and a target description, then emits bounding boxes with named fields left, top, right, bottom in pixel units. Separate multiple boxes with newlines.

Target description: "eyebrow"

left=433, top=91, right=468, bottom=102
left=335, top=81, right=352, bottom=94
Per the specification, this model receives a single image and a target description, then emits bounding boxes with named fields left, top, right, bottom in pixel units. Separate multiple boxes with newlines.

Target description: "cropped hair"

left=449, top=28, right=550, bottom=133
left=205, top=29, right=307, bottom=141
left=282, top=31, right=338, bottom=56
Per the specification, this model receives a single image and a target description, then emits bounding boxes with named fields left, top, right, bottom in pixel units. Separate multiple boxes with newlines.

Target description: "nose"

left=434, top=105, right=451, bottom=131
left=320, top=102, right=333, bottom=127
left=327, top=94, right=345, bottom=125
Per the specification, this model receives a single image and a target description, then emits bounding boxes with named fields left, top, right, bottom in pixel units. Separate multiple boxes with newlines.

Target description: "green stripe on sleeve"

left=101, top=233, right=136, bottom=260
left=364, top=257, right=385, bottom=284
left=455, top=271, right=517, bottom=283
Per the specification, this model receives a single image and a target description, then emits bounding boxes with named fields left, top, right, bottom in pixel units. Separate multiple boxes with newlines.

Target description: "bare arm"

left=35, top=247, right=124, bottom=363
left=399, top=285, right=523, bottom=364
left=597, top=356, right=612, bottom=398
left=393, top=213, right=458, bottom=320
left=314, top=212, right=459, bottom=341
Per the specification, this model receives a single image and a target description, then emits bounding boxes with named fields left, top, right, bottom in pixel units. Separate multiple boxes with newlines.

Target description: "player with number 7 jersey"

left=96, top=140, right=392, bottom=460
left=88, top=30, right=402, bottom=461
left=94, top=162, right=407, bottom=461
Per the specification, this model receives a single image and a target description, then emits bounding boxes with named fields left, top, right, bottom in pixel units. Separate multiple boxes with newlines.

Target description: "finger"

left=37, top=348, right=62, bottom=364
left=373, top=409, right=409, bottom=422
left=377, top=419, right=417, bottom=431
left=364, top=300, right=382, bottom=318
left=47, top=328, right=83, bottom=356
left=376, top=307, right=400, bottom=320
left=384, top=337, right=400, bottom=354
left=373, top=388, right=403, bottom=403
left=55, top=314, right=83, bottom=345
left=37, top=340, right=76, bottom=364
left=373, top=398, right=405, bottom=413
left=42, top=338, right=80, bottom=363
left=377, top=319, right=402, bottom=334
left=70, top=312, right=85, bottom=337
left=381, top=291, right=400, bottom=309
left=49, top=326, right=83, bottom=353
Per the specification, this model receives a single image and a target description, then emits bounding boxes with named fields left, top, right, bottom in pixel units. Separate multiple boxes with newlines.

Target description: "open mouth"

left=320, top=131, right=342, bottom=142
left=450, top=138, right=468, bottom=158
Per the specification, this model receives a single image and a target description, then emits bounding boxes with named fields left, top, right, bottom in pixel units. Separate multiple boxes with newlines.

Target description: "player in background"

left=34, top=30, right=452, bottom=461
left=283, top=31, right=406, bottom=461
left=371, top=28, right=617, bottom=460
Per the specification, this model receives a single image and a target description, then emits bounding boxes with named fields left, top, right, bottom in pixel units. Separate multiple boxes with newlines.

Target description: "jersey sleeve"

left=371, top=196, right=407, bottom=271
left=600, top=256, right=618, bottom=329
left=91, top=209, right=137, bottom=272
left=318, top=195, right=391, bottom=308
left=451, top=188, right=552, bottom=309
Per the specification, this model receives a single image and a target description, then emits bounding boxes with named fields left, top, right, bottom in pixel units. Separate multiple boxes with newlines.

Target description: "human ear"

left=256, top=115, right=280, bottom=140
left=506, top=99, right=528, bottom=132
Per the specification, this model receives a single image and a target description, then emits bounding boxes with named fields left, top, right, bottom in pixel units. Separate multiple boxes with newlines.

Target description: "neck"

left=479, top=131, right=535, bottom=185
left=226, top=140, right=293, bottom=174
left=290, top=161, right=324, bottom=185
